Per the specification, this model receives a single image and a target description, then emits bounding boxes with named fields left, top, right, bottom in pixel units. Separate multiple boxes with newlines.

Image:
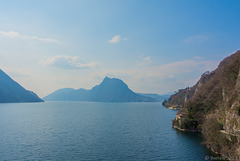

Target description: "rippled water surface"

left=0, top=102, right=220, bottom=160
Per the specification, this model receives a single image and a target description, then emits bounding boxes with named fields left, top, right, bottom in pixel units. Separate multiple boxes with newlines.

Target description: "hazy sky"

left=0, top=0, right=240, bottom=97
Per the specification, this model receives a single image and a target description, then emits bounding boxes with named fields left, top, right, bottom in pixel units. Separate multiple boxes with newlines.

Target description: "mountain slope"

left=43, top=77, right=156, bottom=102
left=0, top=69, right=43, bottom=103
left=138, top=93, right=170, bottom=102
left=164, top=50, right=240, bottom=159
left=162, top=71, right=214, bottom=109
left=42, top=88, right=76, bottom=101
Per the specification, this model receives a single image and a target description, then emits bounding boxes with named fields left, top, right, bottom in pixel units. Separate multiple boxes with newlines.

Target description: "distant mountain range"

left=43, top=77, right=169, bottom=102
left=137, top=93, right=170, bottom=102
left=0, top=69, right=43, bottom=103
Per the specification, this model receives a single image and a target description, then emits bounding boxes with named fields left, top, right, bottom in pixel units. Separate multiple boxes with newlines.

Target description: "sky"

left=0, top=0, right=240, bottom=98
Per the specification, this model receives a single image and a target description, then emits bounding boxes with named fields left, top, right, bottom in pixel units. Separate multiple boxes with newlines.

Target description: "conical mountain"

left=43, top=77, right=155, bottom=102
left=91, top=77, right=152, bottom=102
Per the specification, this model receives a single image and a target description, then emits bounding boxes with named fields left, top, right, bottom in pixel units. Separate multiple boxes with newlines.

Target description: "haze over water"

left=0, top=102, right=219, bottom=160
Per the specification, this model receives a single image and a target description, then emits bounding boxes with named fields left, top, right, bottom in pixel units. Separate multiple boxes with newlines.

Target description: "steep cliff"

left=165, top=50, right=240, bottom=159
left=163, top=71, right=214, bottom=109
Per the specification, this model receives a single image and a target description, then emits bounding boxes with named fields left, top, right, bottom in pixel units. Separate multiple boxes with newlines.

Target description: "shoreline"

left=173, top=126, right=229, bottom=160
left=173, top=125, right=201, bottom=133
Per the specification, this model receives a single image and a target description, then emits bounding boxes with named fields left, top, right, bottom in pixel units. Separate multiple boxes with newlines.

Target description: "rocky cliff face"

left=163, top=71, right=214, bottom=110
left=165, top=50, right=240, bottom=160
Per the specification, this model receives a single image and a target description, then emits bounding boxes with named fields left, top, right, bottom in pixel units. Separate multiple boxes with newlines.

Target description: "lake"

left=0, top=102, right=221, bottom=160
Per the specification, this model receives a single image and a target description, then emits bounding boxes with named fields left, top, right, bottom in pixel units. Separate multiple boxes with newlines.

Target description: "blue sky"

left=0, top=0, right=240, bottom=97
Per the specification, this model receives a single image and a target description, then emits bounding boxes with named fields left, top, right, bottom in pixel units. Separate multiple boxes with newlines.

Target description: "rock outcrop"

left=163, top=71, right=214, bottom=109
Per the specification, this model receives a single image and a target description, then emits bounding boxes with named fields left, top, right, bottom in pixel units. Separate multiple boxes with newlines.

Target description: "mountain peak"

left=102, top=76, right=121, bottom=82
left=44, top=77, right=157, bottom=102
left=102, top=76, right=112, bottom=83
left=103, top=76, right=110, bottom=80
left=98, top=77, right=128, bottom=89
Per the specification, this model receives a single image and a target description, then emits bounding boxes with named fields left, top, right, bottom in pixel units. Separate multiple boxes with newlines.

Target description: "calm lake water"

left=0, top=102, right=221, bottom=160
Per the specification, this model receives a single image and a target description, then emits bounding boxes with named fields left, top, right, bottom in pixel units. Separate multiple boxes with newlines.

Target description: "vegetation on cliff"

left=164, top=50, right=240, bottom=159
left=163, top=70, right=214, bottom=110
